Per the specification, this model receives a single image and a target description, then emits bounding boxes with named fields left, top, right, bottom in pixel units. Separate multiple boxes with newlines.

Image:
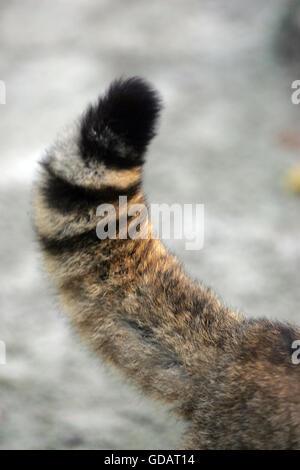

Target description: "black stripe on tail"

left=40, top=162, right=140, bottom=214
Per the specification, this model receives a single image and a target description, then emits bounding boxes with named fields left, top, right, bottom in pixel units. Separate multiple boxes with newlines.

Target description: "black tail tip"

left=80, top=77, right=162, bottom=168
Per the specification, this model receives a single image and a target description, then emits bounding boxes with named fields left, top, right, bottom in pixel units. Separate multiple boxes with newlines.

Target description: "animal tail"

left=34, top=77, right=242, bottom=419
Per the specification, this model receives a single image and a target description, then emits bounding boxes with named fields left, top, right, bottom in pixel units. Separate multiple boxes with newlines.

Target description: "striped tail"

left=34, top=77, right=242, bottom=420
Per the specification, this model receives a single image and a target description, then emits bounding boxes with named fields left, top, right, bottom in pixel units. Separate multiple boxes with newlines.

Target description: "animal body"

left=34, top=77, right=300, bottom=449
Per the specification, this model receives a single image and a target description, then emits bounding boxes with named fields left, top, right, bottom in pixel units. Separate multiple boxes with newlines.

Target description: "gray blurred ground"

left=0, top=0, right=300, bottom=450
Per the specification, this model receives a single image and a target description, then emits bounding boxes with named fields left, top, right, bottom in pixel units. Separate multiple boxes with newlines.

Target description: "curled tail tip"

left=80, top=76, right=162, bottom=168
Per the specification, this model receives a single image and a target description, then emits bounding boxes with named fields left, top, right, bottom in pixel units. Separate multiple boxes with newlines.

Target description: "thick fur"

left=34, top=77, right=300, bottom=449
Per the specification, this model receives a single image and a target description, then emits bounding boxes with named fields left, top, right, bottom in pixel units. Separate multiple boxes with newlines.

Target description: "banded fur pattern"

left=34, top=77, right=300, bottom=449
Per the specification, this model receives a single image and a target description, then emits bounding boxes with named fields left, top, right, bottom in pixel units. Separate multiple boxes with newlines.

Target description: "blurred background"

left=0, top=0, right=300, bottom=450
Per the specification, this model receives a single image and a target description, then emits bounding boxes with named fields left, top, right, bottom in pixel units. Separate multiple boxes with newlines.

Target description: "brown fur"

left=34, top=78, right=300, bottom=449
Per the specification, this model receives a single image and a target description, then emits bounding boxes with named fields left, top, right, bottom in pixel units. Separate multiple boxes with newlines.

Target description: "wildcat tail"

left=34, top=77, right=237, bottom=422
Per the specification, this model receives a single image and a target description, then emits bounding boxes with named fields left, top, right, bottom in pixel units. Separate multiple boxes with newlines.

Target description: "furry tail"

left=34, top=77, right=241, bottom=420
left=80, top=77, right=162, bottom=167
